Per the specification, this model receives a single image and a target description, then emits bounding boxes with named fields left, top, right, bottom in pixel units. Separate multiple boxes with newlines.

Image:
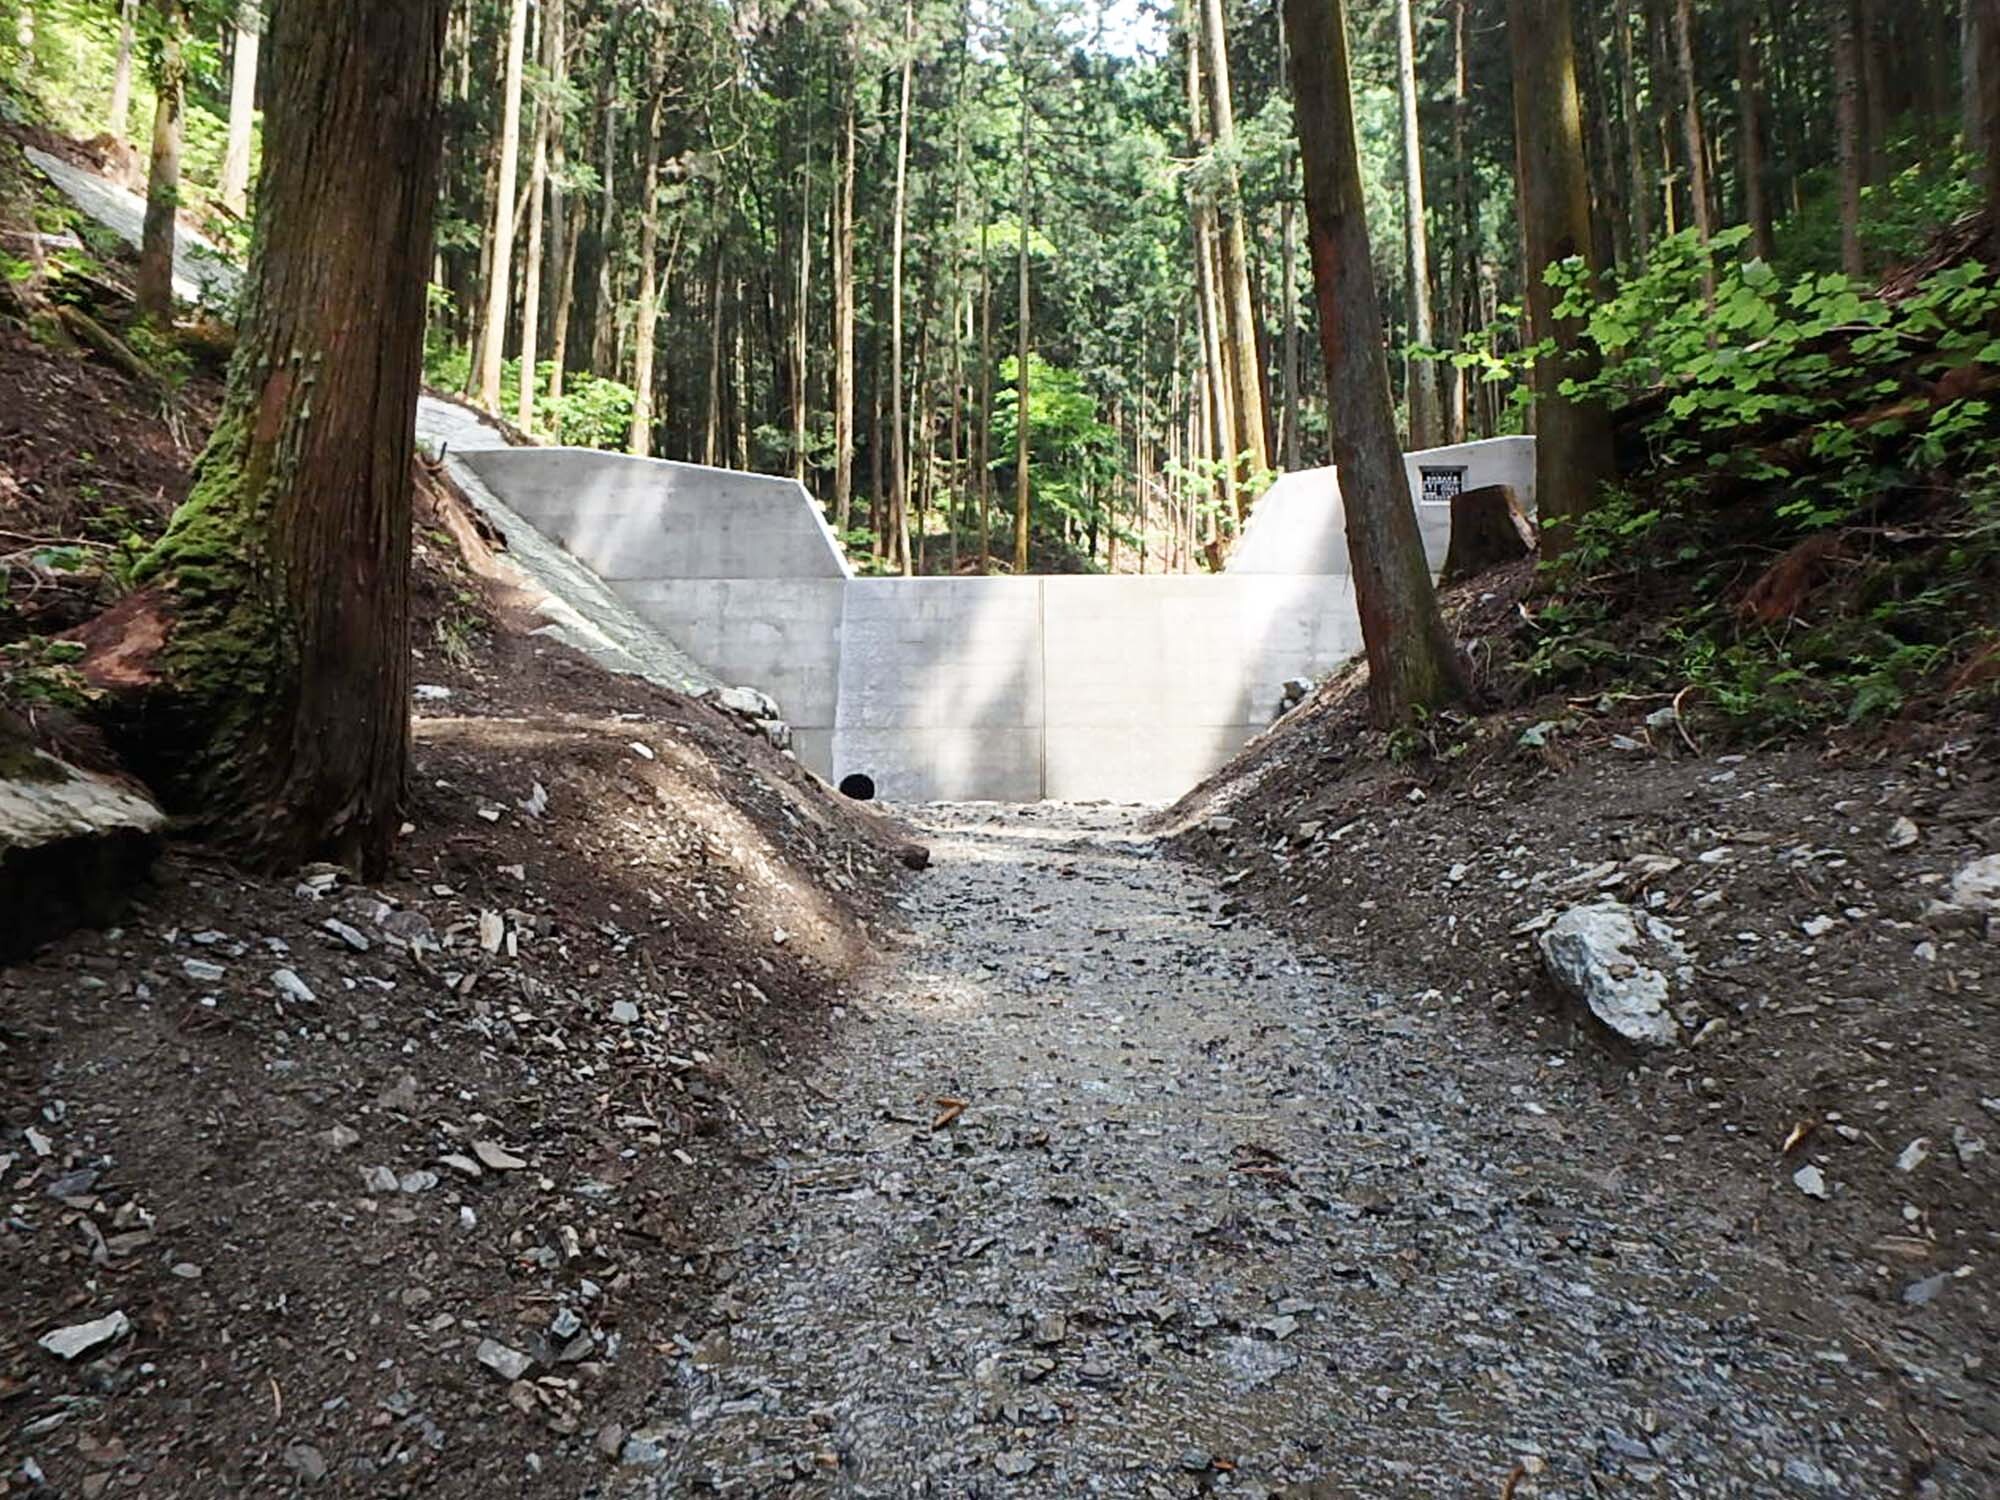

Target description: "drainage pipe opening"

left=838, top=773, right=876, bottom=802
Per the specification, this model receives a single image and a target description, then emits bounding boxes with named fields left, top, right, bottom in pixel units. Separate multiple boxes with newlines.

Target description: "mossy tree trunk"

left=139, top=0, right=447, bottom=877
left=1283, top=0, right=1468, bottom=726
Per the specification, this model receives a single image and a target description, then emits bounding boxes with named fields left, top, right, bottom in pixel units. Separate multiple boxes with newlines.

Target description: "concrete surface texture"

left=1227, top=435, right=1538, bottom=576
left=459, top=439, right=1531, bottom=803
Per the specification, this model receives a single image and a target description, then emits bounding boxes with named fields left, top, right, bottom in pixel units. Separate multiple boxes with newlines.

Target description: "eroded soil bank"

left=618, top=804, right=1942, bottom=1499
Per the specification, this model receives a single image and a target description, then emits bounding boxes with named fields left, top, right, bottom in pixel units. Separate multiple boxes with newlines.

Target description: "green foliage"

left=989, top=353, right=1118, bottom=542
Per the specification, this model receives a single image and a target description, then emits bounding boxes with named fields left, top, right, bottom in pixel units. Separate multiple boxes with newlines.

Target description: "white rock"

left=610, top=1000, right=640, bottom=1025
left=1947, top=854, right=2000, bottom=913
left=472, top=1140, right=527, bottom=1172
left=475, top=1338, right=535, bottom=1381
left=361, top=1165, right=399, bottom=1193
left=1886, top=816, right=1919, bottom=850
left=1895, top=1138, right=1929, bottom=1173
left=1799, top=914, right=1837, bottom=939
left=1793, top=1164, right=1830, bottom=1199
left=1953, top=1125, right=1987, bottom=1167
left=271, top=968, right=316, bottom=1005
left=1537, top=902, right=1690, bottom=1049
left=38, top=1310, right=130, bottom=1360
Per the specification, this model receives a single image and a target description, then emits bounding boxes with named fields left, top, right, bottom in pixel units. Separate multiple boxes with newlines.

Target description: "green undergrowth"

left=1511, top=224, right=2000, bottom=738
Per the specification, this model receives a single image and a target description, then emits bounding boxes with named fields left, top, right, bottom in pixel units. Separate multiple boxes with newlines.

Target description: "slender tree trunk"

left=1674, top=0, right=1716, bottom=300
left=1832, top=0, right=1864, bottom=277
left=590, top=58, right=618, bottom=375
left=1971, top=0, right=1990, bottom=161
left=1450, top=0, right=1475, bottom=442
left=1014, top=80, right=1032, bottom=574
left=1977, top=0, right=2000, bottom=257
left=1509, top=0, right=1618, bottom=533
left=1199, top=0, right=1272, bottom=496
left=218, top=2, right=261, bottom=215
left=833, top=89, right=857, bottom=531
left=1283, top=0, right=1464, bottom=721
left=546, top=0, right=574, bottom=406
left=132, top=0, right=446, bottom=875
left=137, top=0, right=186, bottom=328
left=889, top=0, right=915, bottom=576
left=791, top=84, right=814, bottom=486
left=1280, top=194, right=1300, bottom=469
left=1579, top=0, right=1626, bottom=271
left=1615, top=0, right=1652, bottom=263
left=1185, top=33, right=1237, bottom=519
left=1858, top=0, right=1886, bottom=183
left=1394, top=0, right=1439, bottom=448
left=704, top=242, right=725, bottom=466
left=977, top=207, right=993, bottom=572
left=107, top=0, right=136, bottom=139
left=1737, top=9, right=1775, bottom=261
left=517, top=44, right=550, bottom=431
left=477, top=0, right=528, bottom=412
left=628, top=58, right=667, bottom=456
left=549, top=202, right=583, bottom=408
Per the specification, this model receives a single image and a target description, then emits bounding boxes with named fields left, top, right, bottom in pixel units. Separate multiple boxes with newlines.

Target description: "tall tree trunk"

left=137, top=0, right=186, bottom=328
left=1509, top=0, right=1618, bottom=533
left=219, top=1, right=261, bottom=215
left=477, top=0, right=528, bottom=412
left=704, top=241, right=725, bottom=466
left=1737, top=7, right=1775, bottom=262
left=1858, top=0, right=1886, bottom=183
left=889, top=0, right=915, bottom=576
left=517, top=33, right=550, bottom=432
left=590, top=54, right=618, bottom=375
left=628, top=54, right=667, bottom=456
left=1185, top=32, right=1237, bottom=519
left=133, top=0, right=446, bottom=875
left=1978, top=0, right=2000, bottom=257
left=1280, top=194, right=1301, bottom=468
left=1394, top=0, right=1439, bottom=448
left=1674, top=0, right=1716, bottom=299
left=1832, top=0, right=1864, bottom=277
left=545, top=0, right=574, bottom=406
left=1450, top=0, right=1476, bottom=442
left=1198, top=0, right=1272, bottom=496
left=107, top=0, right=136, bottom=139
left=977, top=207, right=993, bottom=572
left=1013, top=80, right=1032, bottom=574
left=1615, top=0, right=1653, bottom=262
left=791, top=83, right=814, bottom=486
left=1283, top=0, right=1465, bottom=723
left=833, top=89, right=857, bottom=531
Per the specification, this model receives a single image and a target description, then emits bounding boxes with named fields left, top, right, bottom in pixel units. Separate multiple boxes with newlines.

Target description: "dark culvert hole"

left=839, top=773, right=876, bottom=802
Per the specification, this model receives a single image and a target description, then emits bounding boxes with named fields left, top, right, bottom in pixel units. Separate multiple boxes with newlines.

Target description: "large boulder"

left=1, top=737, right=165, bottom=960
left=1537, top=901, right=1692, bottom=1049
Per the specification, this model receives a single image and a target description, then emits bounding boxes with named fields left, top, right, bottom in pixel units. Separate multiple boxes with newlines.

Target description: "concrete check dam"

left=458, top=436, right=1535, bottom=803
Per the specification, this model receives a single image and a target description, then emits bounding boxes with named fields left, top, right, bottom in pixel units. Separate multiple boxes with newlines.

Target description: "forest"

left=7, top=0, right=1985, bottom=580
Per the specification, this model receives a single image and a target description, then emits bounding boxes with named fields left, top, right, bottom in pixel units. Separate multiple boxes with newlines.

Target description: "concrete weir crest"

left=460, top=437, right=1535, bottom=803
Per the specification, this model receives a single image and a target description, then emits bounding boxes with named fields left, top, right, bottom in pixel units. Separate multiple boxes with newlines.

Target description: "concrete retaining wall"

left=462, top=437, right=1535, bottom=803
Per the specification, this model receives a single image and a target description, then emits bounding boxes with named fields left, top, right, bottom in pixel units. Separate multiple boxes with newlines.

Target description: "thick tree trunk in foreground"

left=137, top=0, right=186, bottom=327
left=477, top=0, right=528, bottom=412
left=1283, top=0, right=1466, bottom=725
left=1508, top=0, right=1617, bottom=535
left=130, top=0, right=446, bottom=876
left=218, top=1, right=260, bottom=215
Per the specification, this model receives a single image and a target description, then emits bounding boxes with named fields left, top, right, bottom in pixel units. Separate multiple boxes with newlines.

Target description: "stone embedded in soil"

left=1537, top=901, right=1690, bottom=1048
left=38, top=1309, right=130, bottom=1361
left=1947, top=854, right=2000, bottom=913
left=1793, top=1164, right=1830, bottom=1199
left=993, top=1450, right=1037, bottom=1478
left=271, top=968, right=316, bottom=1004
left=476, top=1338, right=536, bottom=1382
left=473, top=1139, right=528, bottom=1172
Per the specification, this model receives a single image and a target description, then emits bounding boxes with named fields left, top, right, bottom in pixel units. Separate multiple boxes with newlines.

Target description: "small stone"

left=1886, top=816, right=1919, bottom=850
left=459, top=1206, right=477, bottom=1232
left=1180, top=1449, right=1214, bottom=1472
left=476, top=1338, right=535, bottom=1382
left=1903, top=1273, right=1951, bottom=1307
left=414, top=684, right=452, bottom=701
left=361, top=1165, right=399, bottom=1194
left=549, top=1307, right=584, bottom=1340
left=440, top=1153, right=483, bottom=1180
left=994, top=1451, right=1037, bottom=1478
left=596, top=1423, right=626, bottom=1460
left=170, top=1262, right=202, bottom=1279
left=1947, top=854, right=2000, bottom=912
left=478, top=910, right=505, bottom=953
left=271, top=969, right=316, bottom=1005
left=1952, top=1125, right=1986, bottom=1167
left=1030, top=1312, right=1066, bottom=1347
left=621, top=1429, right=671, bottom=1468
left=398, top=1169, right=440, bottom=1194
left=322, top=918, right=370, bottom=952
left=1793, top=1164, right=1829, bottom=1199
left=377, top=1075, right=419, bottom=1114
left=472, top=1140, right=527, bottom=1172
left=181, top=958, right=226, bottom=983
left=1799, top=914, right=1837, bottom=939
left=610, top=1000, right=640, bottom=1025
left=627, top=742, right=656, bottom=761
left=283, top=1444, right=328, bottom=1484
left=1896, top=1138, right=1930, bottom=1173
left=38, top=1310, right=130, bottom=1361
left=321, top=1124, right=361, bottom=1152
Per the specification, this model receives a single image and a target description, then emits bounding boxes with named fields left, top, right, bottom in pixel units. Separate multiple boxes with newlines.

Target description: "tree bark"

left=791, top=78, right=814, bottom=487
left=1615, top=0, right=1652, bottom=262
left=1283, top=0, right=1465, bottom=723
left=1508, top=0, right=1618, bottom=533
left=1199, top=0, right=1272, bottom=496
left=137, top=0, right=185, bottom=328
left=833, top=88, right=857, bottom=531
left=107, top=0, right=136, bottom=140
left=1737, top=6, right=1775, bottom=262
left=1394, top=0, right=1439, bottom=448
left=977, top=206, right=993, bottom=572
left=1978, top=0, right=2000, bottom=259
left=1832, top=0, right=1864, bottom=277
left=219, top=1, right=261, bottom=215
left=1014, top=75, right=1032, bottom=574
left=127, top=0, right=446, bottom=876
left=628, top=35, right=668, bottom=457
left=1280, top=193, right=1300, bottom=468
left=477, top=0, right=528, bottom=412
left=1674, top=0, right=1716, bottom=301
left=889, top=0, right=916, bottom=576
left=516, top=23, right=550, bottom=432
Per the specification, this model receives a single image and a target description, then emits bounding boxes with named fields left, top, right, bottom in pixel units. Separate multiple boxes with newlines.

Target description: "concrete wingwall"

left=461, top=437, right=1535, bottom=803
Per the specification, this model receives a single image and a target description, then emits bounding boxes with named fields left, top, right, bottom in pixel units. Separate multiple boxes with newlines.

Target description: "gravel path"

left=628, top=805, right=1902, bottom=1499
